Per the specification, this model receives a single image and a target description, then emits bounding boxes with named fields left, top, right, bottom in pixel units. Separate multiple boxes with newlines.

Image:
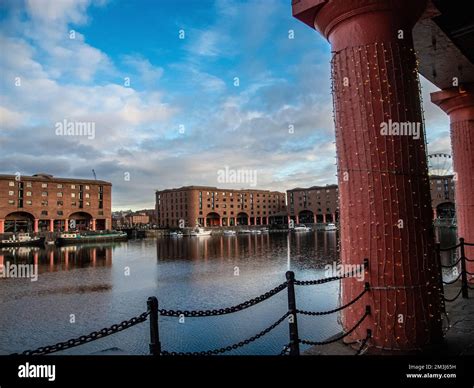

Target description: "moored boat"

left=0, top=233, right=45, bottom=248
left=189, top=227, right=212, bottom=237
left=223, top=230, right=236, bottom=236
left=56, top=231, right=128, bottom=245
left=321, top=223, right=337, bottom=231
left=292, top=224, right=312, bottom=232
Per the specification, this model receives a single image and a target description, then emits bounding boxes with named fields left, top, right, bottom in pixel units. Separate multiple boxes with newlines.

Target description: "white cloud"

left=123, top=55, right=164, bottom=87
left=0, top=106, right=25, bottom=129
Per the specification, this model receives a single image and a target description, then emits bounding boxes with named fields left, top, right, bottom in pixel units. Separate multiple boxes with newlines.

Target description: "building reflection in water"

left=0, top=244, right=114, bottom=275
left=156, top=232, right=338, bottom=268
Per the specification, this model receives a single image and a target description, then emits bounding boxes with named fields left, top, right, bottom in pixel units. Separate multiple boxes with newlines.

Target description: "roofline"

left=155, top=185, right=286, bottom=194
left=287, top=184, right=338, bottom=191
left=0, top=174, right=111, bottom=185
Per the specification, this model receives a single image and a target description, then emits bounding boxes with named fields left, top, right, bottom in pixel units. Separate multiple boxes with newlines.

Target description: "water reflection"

left=0, top=244, right=115, bottom=274
left=0, top=229, right=456, bottom=355
left=156, top=232, right=337, bottom=268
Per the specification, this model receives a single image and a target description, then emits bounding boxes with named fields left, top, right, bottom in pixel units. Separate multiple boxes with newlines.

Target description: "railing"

left=14, top=260, right=370, bottom=356
left=437, top=237, right=473, bottom=303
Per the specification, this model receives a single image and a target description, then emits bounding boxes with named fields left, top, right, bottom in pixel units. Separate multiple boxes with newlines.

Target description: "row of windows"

left=37, top=210, right=104, bottom=216
left=159, top=191, right=284, bottom=199
left=161, top=210, right=275, bottom=218
left=295, top=201, right=333, bottom=206
left=8, top=191, right=92, bottom=198
left=7, top=199, right=93, bottom=207
left=160, top=203, right=283, bottom=211
left=8, top=181, right=92, bottom=190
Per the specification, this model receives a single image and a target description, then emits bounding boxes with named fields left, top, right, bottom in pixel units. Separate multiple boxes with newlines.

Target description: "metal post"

left=459, top=238, right=469, bottom=299
left=435, top=242, right=446, bottom=311
left=147, top=297, right=161, bottom=355
left=286, top=271, right=300, bottom=356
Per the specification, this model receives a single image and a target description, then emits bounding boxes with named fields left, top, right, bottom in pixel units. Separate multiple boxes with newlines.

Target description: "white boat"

left=223, top=230, right=236, bottom=236
left=238, top=229, right=252, bottom=234
left=260, top=228, right=269, bottom=233
left=250, top=229, right=262, bottom=234
left=169, top=231, right=183, bottom=238
left=189, top=227, right=212, bottom=237
left=0, top=233, right=45, bottom=247
left=322, top=223, right=337, bottom=231
left=293, top=224, right=312, bottom=232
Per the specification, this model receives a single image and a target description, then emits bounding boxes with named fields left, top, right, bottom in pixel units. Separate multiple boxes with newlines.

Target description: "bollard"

left=459, top=238, right=469, bottom=299
left=286, top=271, right=300, bottom=356
left=435, top=242, right=447, bottom=311
left=147, top=297, right=161, bottom=355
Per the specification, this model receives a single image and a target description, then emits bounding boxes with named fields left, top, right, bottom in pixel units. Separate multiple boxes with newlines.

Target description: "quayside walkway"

left=304, top=281, right=474, bottom=356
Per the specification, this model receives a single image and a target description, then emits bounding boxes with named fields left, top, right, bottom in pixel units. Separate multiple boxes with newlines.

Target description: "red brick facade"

left=156, top=186, right=286, bottom=228
left=0, top=173, right=111, bottom=233
left=287, top=185, right=339, bottom=224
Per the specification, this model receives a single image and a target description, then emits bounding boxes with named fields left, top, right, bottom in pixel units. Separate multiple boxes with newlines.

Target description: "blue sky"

left=0, top=0, right=450, bottom=210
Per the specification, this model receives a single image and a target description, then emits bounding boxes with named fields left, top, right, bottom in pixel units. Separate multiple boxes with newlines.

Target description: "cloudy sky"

left=0, top=0, right=451, bottom=210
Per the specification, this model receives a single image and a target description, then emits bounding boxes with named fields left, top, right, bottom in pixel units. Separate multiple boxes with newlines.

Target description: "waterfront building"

left=287, top=185, right=338, bottom=224
left=430, top=175, right=455, bottom=219
left=155, top=186, right=286, bottom=228
left=125, top=212, right=150, bottom=226
left=288, top=177, right=455, bottom=224
left=0, top=173, right=112, bottom=233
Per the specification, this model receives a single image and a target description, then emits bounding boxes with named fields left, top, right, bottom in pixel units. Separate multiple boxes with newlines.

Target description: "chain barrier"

left=158, top=281, right=288, bottom=317
left=16, top=260, right=370, bottom=356
left=279, top=344, right=291, bottom=356
left=439, top=243, right=462, bottom=251
left=299, top=306, right=371, bottom=347
left=438, top=238, right=471, bottom=302
left=294, top=261, right=368, bottom=286
left=355, top=329, right=372, bottom=356
left=443, top=288, right=463, bottom=303
left=13, top=311, right=150, bottom=356
left=441, top=256, right=462, bottom=268
left=297, top=284, right=369, bottom=316
left=160, top=312, right=290, bottom=356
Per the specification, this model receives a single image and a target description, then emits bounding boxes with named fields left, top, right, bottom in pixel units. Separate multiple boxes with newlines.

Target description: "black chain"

left=160, top=312, right=290, bottom=356
left=441, top=256, right=462, bottom=268
left=439, top=243, right=462, bottom=251
left=294, top=266, right=365, bottom=286
left=14, top=311, right=150, bottom=356
left=299, top=306, right=370, bottom=346
left=158, top=281, right=288, bottom=317
left=297, top=285, right=368, bottom=316
left=355, top=329, right=371, bottom=355
left=443, top=288, right=463, bottom=303
left=279, top=344, right=291, bottom=356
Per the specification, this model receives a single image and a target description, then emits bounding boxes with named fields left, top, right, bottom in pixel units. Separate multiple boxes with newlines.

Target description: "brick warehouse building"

left=288, top=177, right=454, bottom=224
left=430, top=175, right=455, bottom=219
left=287, top=185, right=339, bottom=224
left=156, top=186, right=286, bottom=228
left=0, top=173, right=112, bottom=233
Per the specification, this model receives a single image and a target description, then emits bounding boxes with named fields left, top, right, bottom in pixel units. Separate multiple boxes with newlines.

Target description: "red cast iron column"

left=293, top=0, right=442, bottom=350
left=431, top=84, right=474, bottom=281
